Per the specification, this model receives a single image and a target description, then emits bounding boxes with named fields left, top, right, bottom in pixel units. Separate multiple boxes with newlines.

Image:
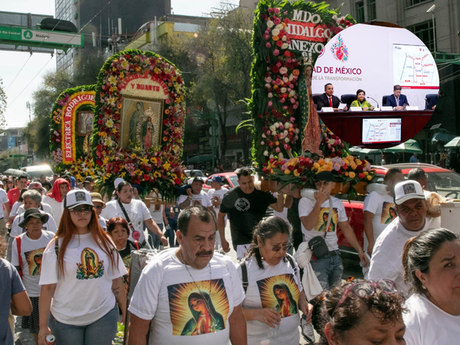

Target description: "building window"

left=355, top=1, right=365, bottom=23
left=367, top=0, right=376, bottom=21
left=407, top=20, right=435, bottom=51
left=406, top=0, right=431, bottom=6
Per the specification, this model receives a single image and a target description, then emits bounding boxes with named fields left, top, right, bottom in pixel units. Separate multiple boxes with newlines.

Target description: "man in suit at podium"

left=316, top=83, right=341, bottom=110
left=386, top=85, right=409, bottom=110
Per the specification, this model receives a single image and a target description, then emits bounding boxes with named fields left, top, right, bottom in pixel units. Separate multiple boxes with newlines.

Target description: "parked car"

left=20, top=164, right=54, bottom=179
left=336, top=163, right=460, bottom=263
left=185, top=169, right=206, bottom=178
left=203, top=173, right=239, bottom=192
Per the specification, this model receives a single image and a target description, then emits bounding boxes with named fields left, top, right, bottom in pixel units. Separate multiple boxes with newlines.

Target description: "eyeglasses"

left=70, top=206, right=93, bottom=215
left=271, top=244, right=293, bottom=252
left=335, top=279, right=397, bottom=312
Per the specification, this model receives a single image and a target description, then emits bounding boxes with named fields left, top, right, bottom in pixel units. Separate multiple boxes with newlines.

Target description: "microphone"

left=367, top=96, right=379, bottom=109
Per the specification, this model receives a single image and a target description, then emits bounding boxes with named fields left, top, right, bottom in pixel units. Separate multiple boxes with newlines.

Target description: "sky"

left=0, top=0, right=239, bottom=128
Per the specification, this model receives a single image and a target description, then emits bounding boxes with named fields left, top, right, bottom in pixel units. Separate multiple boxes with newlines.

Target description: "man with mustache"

left=128, top=206, right=247, bottom=345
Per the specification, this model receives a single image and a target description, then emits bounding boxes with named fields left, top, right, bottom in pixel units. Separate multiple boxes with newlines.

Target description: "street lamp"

left=426, top=4, right=436, bottom=53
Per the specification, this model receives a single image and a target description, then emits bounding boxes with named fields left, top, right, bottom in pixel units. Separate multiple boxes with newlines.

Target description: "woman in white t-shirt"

left=38, top=190, right=127, bottom=345
left=237, top=216, right=312, bottom=345
left=402, top=228, right=460, bottom=345
left=101, top=181, right=167, bottom=247
left=43, top=178, right=70, bottom=227
left=11, top=208, right=55, bottom=344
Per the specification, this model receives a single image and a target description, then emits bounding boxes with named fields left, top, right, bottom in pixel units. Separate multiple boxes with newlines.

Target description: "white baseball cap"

left=64, top=190, right=94, bottom=209
left=114, top=177, right=125, bottom=189
left=394, top=180, right=425, bottom=205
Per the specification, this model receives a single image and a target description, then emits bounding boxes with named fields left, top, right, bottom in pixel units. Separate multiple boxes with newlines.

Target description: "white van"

left=21, top=165, right=54, bottom=179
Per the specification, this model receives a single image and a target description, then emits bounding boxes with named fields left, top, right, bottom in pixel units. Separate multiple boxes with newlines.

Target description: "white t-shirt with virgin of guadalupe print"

left=177, top=191, right=212, bottom=210
left=101, top=199, right=152, bottom=243
left=403, top=293, right=460, bottom=345
left=11, top=230, right=55, bottom=297
left=298, top=196, right=348, bottom=251
left=237, top=255, right=303, bottom=345
left=363, top=191, right=396, bottom=249
left=39, top=233, right=127, bottom=326
left=128, top=249, right=245, bottom=345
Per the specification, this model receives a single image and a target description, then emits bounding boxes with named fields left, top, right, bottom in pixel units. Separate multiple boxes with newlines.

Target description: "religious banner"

left=50, top=85, right=97, bottom=177
left=93, top=49, right=186, bottom=199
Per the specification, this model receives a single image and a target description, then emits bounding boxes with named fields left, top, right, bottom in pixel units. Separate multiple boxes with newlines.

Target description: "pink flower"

left=290, top=98, right=296, bottom=104
left=290, top=117, right=295, bottom=122
left=283, top=106, right=288, bottom=110
left=280, top=97, right=285, bottom=103
left=275, top=147, right=281, bottom=153
left=279, top=67, right=288, bottom=74
left=274, top=18, right=280, bottom=25
left=273, top=49, right=280, bottom=56
left=266, top=42, right=271, bottom=48
left=293, top=104, right=298, bottom=109
left=264, top=34, right=270, bottom=40
left=268, top=101, right=273, bottom=107
left=266, top=130, right=271, bottom=136
left=284, top=144, right=290, bottom=150
left=334, top=27, right=342, bottom=34
left=274, top=8, right=280, bottom=14
left=279, top=124, right=284, bottom=130
left=261, top=141, right=265, bottom=145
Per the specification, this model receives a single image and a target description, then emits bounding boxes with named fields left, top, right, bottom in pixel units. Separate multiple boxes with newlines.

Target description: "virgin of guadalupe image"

left=76, top=248, right=104, bottom=280
left=181, top=291, right=225, bottom=336
left=142, top=116, right=154, bottom=150
left=129, top=102, right=145, bottom=144
left=318, top=212, right=336, bottom=232
left=273, top=283, right=297, bottom=317
left=386, top=207, right=397, bottom=224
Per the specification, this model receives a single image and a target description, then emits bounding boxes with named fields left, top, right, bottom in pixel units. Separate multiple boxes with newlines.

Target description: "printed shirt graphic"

left=167, top=278, right=229, bottom=336
left=24, top=248, right=45, bottom=276
left=257, top=274, right=299, bottom=318
left=315, top=208, right=339, bottom=233
left=76, top=248, right=104, bottom=279
left=381, top=201, right=397, bottom=224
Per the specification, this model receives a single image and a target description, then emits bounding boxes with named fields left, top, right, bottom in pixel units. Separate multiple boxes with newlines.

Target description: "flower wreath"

left=50, top=85, right=96, bottom=175
left=250, top=0, right=355, bottom=167
left=93, top=49, right=186, bottom=199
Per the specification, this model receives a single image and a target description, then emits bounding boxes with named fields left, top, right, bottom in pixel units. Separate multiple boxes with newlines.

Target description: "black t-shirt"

left=220, top=187, right=277, bottom=247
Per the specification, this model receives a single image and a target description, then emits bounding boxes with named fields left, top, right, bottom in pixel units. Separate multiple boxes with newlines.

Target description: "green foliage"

left=0, top=78, right=7, bottom=130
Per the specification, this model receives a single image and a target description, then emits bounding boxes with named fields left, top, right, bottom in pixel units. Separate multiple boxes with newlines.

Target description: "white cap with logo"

left=394, top=180, right=425, bottom=205
left=64, top=190, right=94, bottom=209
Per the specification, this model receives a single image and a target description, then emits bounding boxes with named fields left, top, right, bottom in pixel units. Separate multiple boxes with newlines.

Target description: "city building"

left=55, top=0, right=171, bottom=73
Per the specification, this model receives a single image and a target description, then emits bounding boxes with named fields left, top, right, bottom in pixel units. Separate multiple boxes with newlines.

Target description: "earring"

left=422, top=285, right=427, bottom=290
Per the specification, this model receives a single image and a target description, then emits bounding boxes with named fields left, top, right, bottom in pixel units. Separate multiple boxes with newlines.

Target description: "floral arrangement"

left=250, top=0, right=355, bottom=166
left=49, top=85, right=96, bottom=174
left=93, top=49, right=186, bottom=199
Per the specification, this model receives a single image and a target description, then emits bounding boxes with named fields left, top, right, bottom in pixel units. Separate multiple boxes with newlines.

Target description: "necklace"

left=178, top=249, right=218, bottom=333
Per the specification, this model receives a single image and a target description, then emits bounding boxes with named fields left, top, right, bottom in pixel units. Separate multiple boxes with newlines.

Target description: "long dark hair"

left=403, top=228, right=459, bottom=294
left=246, top=216, right=291, bottom=269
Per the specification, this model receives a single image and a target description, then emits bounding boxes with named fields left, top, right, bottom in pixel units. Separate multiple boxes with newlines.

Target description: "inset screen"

left=362, top=118, right=401, bottom=144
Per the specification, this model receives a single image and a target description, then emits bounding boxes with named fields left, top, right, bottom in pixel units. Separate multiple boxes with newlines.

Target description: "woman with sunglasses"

left=38, top=190, right=127, bottom=345
left=402, top=228, right=460, bottom=345
left=315, top=279, right=406, bottom=345
left=237, top=216, right=312, bottom=344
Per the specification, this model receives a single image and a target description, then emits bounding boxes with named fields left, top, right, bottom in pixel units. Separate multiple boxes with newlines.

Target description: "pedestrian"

left=238, top=216, right=313, bottom=344
left=101, top=181, right=167, bottom=247
left=299, top=171, right=368, bottom=291
left=38, top=190, right=127, bottom=345
left=402, top=228, right=460, bottom=344
left=146, top=193, right=167, bottom=249
left=8, top=188, right=27, bottom=225
left=368, top=180, right=438, bottom=295
left=43, top=178, right=70, bottom=227
left=11, top=208, right=55, bottom=344
left=218, top=167, right=284, bottom=259
left=410, top=153, right=418, bottom=163
left=314, top=279, right=405, bottom=345
left=15, top=183, right=54, bottom=218
left=178, top=177, right=213, bottom=211
left=7, top=175, right=27, bottom=209
left=90, top=192, right=107, bottom=230
left=0, top=180, right=10, bottom=238
left=207, top=176, right=229, bottom=249
left=165, top=204, right=179, bottom=247
left=128, top=206, right=247, bottom=345
left=363, top=168, right=404, bottom=256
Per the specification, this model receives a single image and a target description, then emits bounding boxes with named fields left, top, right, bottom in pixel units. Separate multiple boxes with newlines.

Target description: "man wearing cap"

left=299, top=171, right=369, bottom=290
left=91, top=192, right=107, bottom=230
left=178, top=177, right=213, bottom=211
left=368, top=180, right=438, bottom=295
left=83, top=176, right=95, bottom=192
left=385, top=85, right=409, bottom=110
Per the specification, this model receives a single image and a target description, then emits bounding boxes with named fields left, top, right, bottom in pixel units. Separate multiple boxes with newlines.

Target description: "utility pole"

left=26, top=101, right=32, bottom=122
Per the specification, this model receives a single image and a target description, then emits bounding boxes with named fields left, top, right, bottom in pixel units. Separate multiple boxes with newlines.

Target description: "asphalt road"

left=13, top=221, right=363, bottom=345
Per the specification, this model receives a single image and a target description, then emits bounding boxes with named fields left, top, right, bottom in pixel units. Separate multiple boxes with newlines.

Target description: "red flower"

left=358, top=173, right=365, bottom=179
left=357, top=165, right=364, bottom=171
left=337, top=170, right=343, bottom=175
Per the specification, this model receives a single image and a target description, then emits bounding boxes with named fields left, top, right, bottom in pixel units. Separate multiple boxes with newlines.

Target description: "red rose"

left=357, top=165, right=364, bottom=171
left=337, top=170, right=343, bottom=175
left=288, top=165, right=295, bottom=171
left=276, top=40, right=283, bottom=47
left=284, top=51, right=291, bottom=57
left=358, top=173, right=365, bottom=179
left=337, top=151, right=343, bottom=157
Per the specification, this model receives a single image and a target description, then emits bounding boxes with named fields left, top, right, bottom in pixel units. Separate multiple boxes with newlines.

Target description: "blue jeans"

left=148, top=223, right=163, bottom=249
left=49, top=305, right=118, bottom=345
left=310, top=253, right=343, bottom=291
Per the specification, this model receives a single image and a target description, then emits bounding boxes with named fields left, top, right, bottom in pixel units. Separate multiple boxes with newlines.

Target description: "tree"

left=73, top=48, right=106, bottom=86
left=0, top=78, right=7, bottom=131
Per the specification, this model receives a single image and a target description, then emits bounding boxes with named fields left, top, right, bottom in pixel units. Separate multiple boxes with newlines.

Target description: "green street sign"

left=9, top=154, right=26, bottom=157
left=23, top=30, right=33, bottom=39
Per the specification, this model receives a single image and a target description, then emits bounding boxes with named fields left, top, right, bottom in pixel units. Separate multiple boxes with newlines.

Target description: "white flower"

left=279, top=67, right=288, bottom=74
left=267, top=20, right=274, bottom=28
left=281, top=43, right=288, bottom=49
left=283, top=76, right=289, bottom=84
left=289, top=74, right=294, bottom=81
left=262, top=133, right=266, bottom=138
left=270, top=154, right=274, bottom=159
left=290, top=90, right=296, bottom=97
left=274, top=122, right=280, bottom=128
left=284, top=122, right=290, bottom=128
left=272, top=29, right=280, bottom=36
left=285, top=138, right=290, bottom=143
left=281, top=87, right=287, bottom=93
left=268, top=93, right=273, bottom=98
left=264, top=150, right=269, bottom=156
left=284, top=130, right=288, bottom=137
left=265, top=76, right=272, bottom=83
left=270, top=125, right=276, bottom=132
left=265, top=83, right=271, bottom=89
left=279, top=153, right=284, bottom=159
left=295, top=128, right=300, bottom=134
left=282, top=36, right=287, bottom=41
left=275, top=24, right=283, bottom=31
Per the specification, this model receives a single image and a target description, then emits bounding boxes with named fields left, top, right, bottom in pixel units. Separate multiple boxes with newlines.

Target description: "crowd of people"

left=1, top=166, right=459, bottom=345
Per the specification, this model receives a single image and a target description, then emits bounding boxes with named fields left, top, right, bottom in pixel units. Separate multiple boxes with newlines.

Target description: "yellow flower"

left=364, top=172, right=369, bottom=176
left=135, top=170, right=143, bottom=176
left=163, top=162, right=171, bottom=170
left=120, top=172, right=126, bottom=178
left=171, top=173, right=177, bottom=180
left=150, top=157, right=158, bottom=164
left=325, top=165, right=333, bottom=172
left=349, top=172, right=356, bottom=178
left=356, top=159, right=362, bottom=165
left=367, top=175, right=372, bottom=180
left=318, top=159, right=326, bottom=166
left=327, top=161, right=333, bottom=166
left=154, top=171, right=161, bottom=178
left=313, top=163, right=320, bottom=169
left=346, top=156, right=354, bottom=162
left=287, top=158, right=299, bottom=166
left=294, top=169, right=300, bottom=177
left=121, top=60, right=128, bottom=69
left=106, top=119, right=114, bottom=128
left=108, top=76, right=117, bottom=84
left=131, top=153, right=137, bottom=159
left=350, top=162, right=357, bottom=170
left=284, top=169, right=291, bottom=175
left=140, top=157, right=149, bottom=165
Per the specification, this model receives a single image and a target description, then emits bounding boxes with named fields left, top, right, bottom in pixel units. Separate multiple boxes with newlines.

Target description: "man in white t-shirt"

left=207, top=176, right=229, bottom=216
left=0, top=187, right=10, bottom=237
left=178, top=177, right=213, bottom=211
left=299, top=171, right=368, bottom=291
left=368, top=180, right=437, bottom=295
left=128, top=206, right=247, bottom=345
left=363, top=168, right=404, bottom=256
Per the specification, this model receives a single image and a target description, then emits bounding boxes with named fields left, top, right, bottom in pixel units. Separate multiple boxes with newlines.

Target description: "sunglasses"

left=70, top=206, right=93, bottom=215
left=335, top=279, right=397, bottom=312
